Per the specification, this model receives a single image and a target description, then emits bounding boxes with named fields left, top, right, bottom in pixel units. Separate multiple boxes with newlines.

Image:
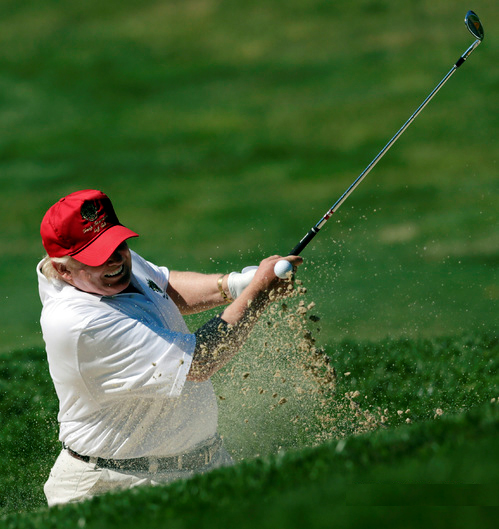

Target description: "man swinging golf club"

left=38, top=189, right=302, bottom=506
left=37, top=10, right=484, bottom=507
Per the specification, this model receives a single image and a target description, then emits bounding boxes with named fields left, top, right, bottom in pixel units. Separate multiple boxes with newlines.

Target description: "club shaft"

left=289, top=38, right=481, bottom=256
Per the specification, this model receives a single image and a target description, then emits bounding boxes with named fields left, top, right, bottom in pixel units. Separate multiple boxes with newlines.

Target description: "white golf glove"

left=227, top=266, right=258, bottom=300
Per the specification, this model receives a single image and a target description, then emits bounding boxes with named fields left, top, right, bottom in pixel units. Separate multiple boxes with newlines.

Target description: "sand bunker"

left=214, top=279, right=384, bottom=460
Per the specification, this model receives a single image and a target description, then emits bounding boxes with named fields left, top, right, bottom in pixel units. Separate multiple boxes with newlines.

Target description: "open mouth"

left=105, top=265, right=124, bottom=278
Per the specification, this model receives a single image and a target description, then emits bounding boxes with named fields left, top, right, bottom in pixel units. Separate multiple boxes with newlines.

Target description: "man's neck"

left=122, top=283, right=142, bottom=295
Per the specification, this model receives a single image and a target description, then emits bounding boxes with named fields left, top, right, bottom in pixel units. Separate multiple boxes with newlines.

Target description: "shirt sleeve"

left=130, top=250, right=171, bottom=292
left=77, top=309, right=196, bottom=404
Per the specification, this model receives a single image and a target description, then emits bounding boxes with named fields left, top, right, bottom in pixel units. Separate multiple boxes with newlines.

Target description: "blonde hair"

left=40, top=254, right=78, bottom=282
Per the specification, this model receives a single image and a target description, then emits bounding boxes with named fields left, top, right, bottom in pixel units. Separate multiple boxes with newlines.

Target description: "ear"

left=52, top=261, right=73, bottom=283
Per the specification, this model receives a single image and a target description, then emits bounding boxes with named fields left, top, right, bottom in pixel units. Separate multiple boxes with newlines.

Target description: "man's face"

left=60, top=242, right=133, bottom=296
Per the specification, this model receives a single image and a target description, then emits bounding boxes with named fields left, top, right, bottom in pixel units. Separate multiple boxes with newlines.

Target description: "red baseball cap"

left=41, top=190, right=139, bottom=267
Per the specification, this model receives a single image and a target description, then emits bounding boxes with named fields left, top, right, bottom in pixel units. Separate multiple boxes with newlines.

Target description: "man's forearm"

left=188, top=315, right=234, bottom=382
left=167, top=271, right=232, bottom=315
left=187, top=290, right=270, bottom=382
left=183, top=255, right=302, bottom=382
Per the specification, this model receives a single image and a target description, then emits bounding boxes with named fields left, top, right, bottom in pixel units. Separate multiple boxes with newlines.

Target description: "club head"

left=465, top=11, right=484, bottom=41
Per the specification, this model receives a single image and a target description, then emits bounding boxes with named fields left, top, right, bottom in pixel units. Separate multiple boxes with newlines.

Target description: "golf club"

left=276, top=10, right=484, bottom=268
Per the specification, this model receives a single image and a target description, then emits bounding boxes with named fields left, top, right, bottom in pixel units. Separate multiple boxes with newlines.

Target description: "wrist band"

left=218, top=275, right=232, bottom=303
left=194, top=314, right=231, bottom=356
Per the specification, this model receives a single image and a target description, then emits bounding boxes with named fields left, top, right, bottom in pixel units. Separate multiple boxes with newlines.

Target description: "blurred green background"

left=0, top=0, right=497, bottom=354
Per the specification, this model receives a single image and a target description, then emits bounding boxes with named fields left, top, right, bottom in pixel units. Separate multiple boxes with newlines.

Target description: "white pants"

left=44, top=444, right=233, bottom=507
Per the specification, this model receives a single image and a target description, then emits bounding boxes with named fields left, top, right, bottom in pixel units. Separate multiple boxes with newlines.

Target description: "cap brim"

left=71, top=225, right=139, bottom=266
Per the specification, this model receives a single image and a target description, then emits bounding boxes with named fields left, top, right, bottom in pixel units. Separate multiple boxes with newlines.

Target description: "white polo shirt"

left=37, top=251, right=218, bottom=459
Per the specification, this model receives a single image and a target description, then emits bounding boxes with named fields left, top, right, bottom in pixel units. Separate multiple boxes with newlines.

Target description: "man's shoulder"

left=41, top=288, right=105, bottom=329
left=130, top=251, right=170, bottom=290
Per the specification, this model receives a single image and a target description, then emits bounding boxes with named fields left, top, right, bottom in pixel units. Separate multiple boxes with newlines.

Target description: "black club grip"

left=288, top=228, right=319, bottom=256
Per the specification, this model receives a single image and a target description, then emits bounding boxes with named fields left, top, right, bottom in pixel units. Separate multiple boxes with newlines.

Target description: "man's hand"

left=187, top=255, right=303, bottom=382
left=228, top=256, right=302, bottom=299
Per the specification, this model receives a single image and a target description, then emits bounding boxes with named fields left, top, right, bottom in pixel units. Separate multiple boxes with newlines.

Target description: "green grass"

left=2, top=387, right=499, bottom=528
left=0, top=0, right=497, bottom=352
left=0, top=0, right=497, bottom=527
left=1, top=331, right=497, bottom=522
